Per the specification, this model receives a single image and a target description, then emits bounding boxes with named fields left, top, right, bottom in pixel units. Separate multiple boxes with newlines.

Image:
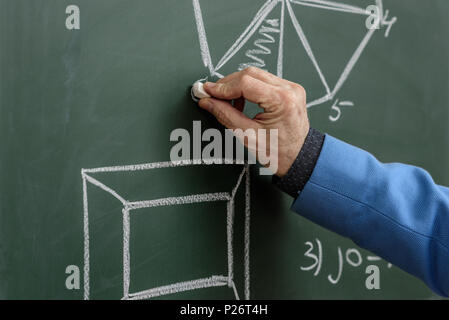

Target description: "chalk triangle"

left=288, top=0, right=374, bottom=98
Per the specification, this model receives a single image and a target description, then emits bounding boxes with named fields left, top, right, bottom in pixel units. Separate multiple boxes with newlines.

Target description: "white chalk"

left=191, top=81, right=211, bottom=102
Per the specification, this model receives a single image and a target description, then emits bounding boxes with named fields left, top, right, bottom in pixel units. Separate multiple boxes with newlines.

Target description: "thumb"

left=198, top=98, right=257, bottom=131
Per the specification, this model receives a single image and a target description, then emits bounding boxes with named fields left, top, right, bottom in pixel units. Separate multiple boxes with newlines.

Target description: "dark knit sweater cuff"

left=273, top=128, right=325, bottom=198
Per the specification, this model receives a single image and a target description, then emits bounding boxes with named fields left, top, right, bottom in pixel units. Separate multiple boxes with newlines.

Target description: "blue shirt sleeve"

left=291, top=134, right=449, bottom=297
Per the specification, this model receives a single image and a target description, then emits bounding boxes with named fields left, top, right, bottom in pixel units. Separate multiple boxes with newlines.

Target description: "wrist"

left=273, top=128, right=325, bottom=198
left=276, top=122, right=310, bottom=177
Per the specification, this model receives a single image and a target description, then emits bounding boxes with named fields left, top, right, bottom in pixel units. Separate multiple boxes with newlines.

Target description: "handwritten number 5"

left=329, top=100, right=341, bottom=122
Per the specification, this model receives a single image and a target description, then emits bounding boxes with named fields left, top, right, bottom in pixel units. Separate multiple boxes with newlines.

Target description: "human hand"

left=198, top=67, right=310, bottom=177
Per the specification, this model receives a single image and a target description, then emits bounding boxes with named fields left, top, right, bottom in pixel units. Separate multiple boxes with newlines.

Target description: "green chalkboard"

left=1, top=0, right=448, bottom=299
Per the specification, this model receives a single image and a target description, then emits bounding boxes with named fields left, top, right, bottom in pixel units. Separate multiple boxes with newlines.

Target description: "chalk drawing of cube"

left=81, top=159, right=250, bottom=300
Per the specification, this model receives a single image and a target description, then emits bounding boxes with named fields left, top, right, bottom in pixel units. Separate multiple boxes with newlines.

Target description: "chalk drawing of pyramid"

left=193, top=0, right=396, bottom=108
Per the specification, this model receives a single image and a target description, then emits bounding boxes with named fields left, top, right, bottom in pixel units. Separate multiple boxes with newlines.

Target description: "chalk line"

left=82, top=158, right=245, bottom=174
left=366, top=256, right=382, bottom=261
left=306, top=94, right=332, bottom=108
left=231, top=166, right=246, bottom=199
left=276, top=0, right=285, bottom=78
left=231, top=279, right=240, bottom=300
left=193, top=0, right=214, bottom=75
left=286, top=0, right=331, bottom=95
left=125, top=275, right=229, bottom=300
left=290, top=0, right=368, bottom=15
left=339, top=101, right=354, bottom=107
left=125, top=192, right=230, bottom=211
left=82, top=176, right=90, bottom=300
left=244, top=164, right=251, bottom=300
left=227, top=199, right=235, bottom=287
left=82, top=173, right=127, bottom=205
left=331, top=26, right=377, bottom=97
left=227, top=165, right=246, bottom=294
left=123, top=208, right=130, bottom=299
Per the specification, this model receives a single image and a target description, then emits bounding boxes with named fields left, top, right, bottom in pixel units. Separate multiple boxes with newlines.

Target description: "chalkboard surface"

left=1, top=0, right=448, bottom=299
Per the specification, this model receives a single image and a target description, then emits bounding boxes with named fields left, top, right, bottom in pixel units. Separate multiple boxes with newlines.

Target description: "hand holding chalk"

left=195, top=67, right=310, bottom=177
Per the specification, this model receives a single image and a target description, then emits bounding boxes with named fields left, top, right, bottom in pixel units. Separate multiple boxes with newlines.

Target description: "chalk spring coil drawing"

left=82, top=160, right=251, bottom=300
left=193, top=0, right=397, bottom=109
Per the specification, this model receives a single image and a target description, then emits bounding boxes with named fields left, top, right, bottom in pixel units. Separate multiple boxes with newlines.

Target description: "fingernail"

left=204, top=82, right=217, bottom=89
left=199, top=98, right=213, bottom=110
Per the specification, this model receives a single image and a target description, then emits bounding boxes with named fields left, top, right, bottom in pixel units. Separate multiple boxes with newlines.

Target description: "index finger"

left=204, top=75, right=280, bottom=109
left=217, top=67, right=286, bottom=88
